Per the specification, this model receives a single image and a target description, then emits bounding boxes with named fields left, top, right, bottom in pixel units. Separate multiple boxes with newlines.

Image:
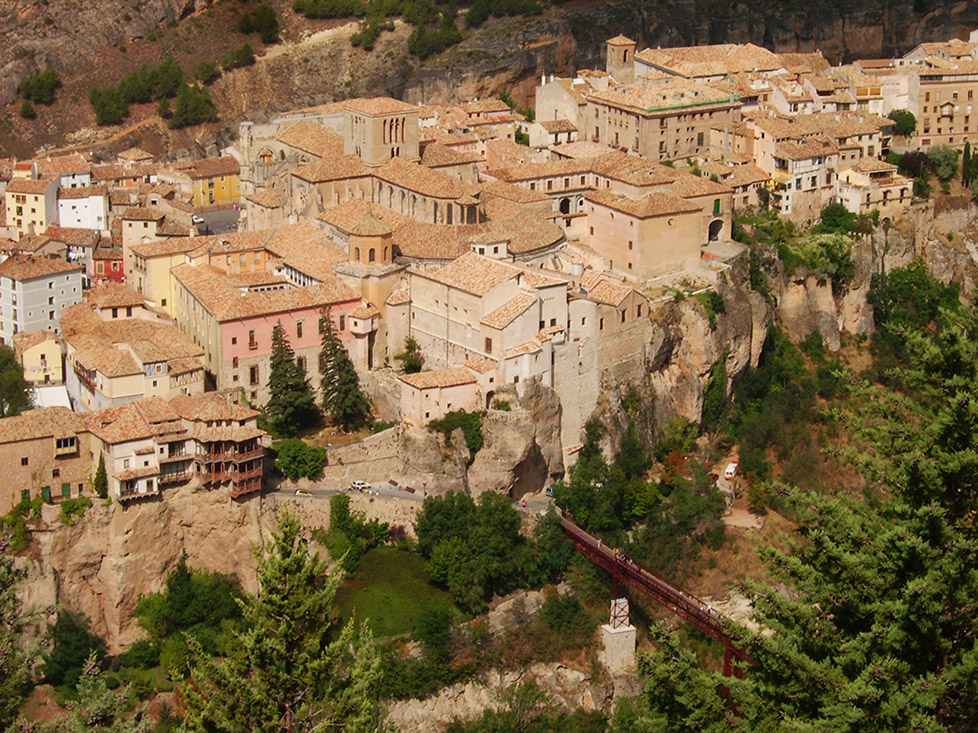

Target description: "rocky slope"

left=5, top=0, right=978, bottom=157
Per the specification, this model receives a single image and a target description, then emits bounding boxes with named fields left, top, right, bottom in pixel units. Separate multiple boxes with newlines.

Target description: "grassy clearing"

left=333, top=547, right=455, bottom=639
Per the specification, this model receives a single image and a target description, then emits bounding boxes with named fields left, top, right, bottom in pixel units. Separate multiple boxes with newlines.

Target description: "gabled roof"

left=277, top=120, right=345, bottom=159
left=399, top=367, right=477, bottom=390
left=0, top=407, right=87, bottom=444
left=0, top=254, right=82, bottom=280
left=423, top=252, right=519, bottom=295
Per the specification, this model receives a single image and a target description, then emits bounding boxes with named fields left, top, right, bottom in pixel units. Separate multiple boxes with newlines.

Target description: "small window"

left=296, top=321, right=304, bottom=339
left=52, top=468, right=60, bottom=478
left=485, top=337, right=493, bottom=354
left=231, top=337, right=237, bottom=345
left=20, top=457, right=27, bottom=466
left=339, top=314, right=346, bottom=331
left=233, top=356, right=239, bottom=369
left=250, top=365, right=259, bottom=385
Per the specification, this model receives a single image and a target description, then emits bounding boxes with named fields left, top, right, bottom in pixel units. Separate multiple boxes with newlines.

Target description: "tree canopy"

left=183, top=512, right=382, bottom=732
left=887, top=108, right=917, bottom=136
left=265, top=322, right=319, bottom=437
left=0, top=344, right=31, bottom=418
left=319, top=309, right=371, bottom=432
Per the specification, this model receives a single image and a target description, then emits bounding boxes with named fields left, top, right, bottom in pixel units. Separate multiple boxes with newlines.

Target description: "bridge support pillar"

left=600, top=623, right=636, bottom=673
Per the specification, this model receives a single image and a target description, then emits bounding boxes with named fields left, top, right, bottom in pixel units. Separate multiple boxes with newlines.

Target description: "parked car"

left=191, top=214, right=205, bottom=225
left=349, top=480, right=371, bottom=492
left=295, top=489, right=313, bottom=497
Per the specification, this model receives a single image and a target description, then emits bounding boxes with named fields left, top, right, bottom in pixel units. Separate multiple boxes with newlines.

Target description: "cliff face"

left=30, top=482, right=264, bottom=653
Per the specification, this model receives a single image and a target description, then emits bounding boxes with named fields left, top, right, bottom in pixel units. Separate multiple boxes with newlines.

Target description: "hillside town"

left=0, top=28, right=971, bottom=512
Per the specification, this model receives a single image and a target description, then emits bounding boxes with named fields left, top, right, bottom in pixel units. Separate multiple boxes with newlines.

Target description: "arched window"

left=447, top=205, right=453, bottom=224
left=369, top=248, right=376, bottom=263
left=384, top=246, right=389, bottom=260
left=355, top=247, right=360, bottom=261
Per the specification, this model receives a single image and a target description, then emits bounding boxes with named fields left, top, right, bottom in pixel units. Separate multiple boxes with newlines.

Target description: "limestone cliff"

left=30, top=482, right=264, bottom=653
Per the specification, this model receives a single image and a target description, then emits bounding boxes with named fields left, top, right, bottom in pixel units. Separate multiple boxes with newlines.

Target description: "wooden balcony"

left=159, top=470, right=193, bottom=485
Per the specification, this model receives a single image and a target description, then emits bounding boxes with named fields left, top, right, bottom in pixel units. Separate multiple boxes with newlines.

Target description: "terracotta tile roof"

left=463, top=358, right=496, bottom=373
left=88, top=282, right=147, bottom=308
left=348, top=213, right=393, bottom=236
left=482, top=293, right=536, bottom=329
left=775, top=134, right=839, bottom=161
left=0, top=406, right=88, bottom=444
left=585, top=189, right=700, bottom=218
left=89, top=398, right=182, bottom=444
left=375, top=157, right=479, bottom=200
left=351, top=303, right=380, bottom=319
left=6, top=178, right=55, bottom=195
left=393, top=220, right=469, bottom=260
left=263, top=221, right=347, bottom=281
left=171, top=263, right=359, bottom=321
left=606, top=35, right=635, bottom=46
left=0, top=254, right=82, bottom=280
left=539, top=119, right=578, bottom=134
left=344, top=97, right=417, bottom=115
left=550, top=141, right=615, bottom=159
left=35, top=154, right=90, bottom=177
left=317, top=200, right=408, bottom=232
left=519, top=267, right=566, bottom=289
left=57, top=184, right=108, bottom=200
left=92, top=244, right=123, bottom=260
left=43, top=226, right=101, bottom=247
left=226, top=271, right=287, bottom=288
left=421, top=143, right=483, bottom=168
left=181, top=157, right=240, bottom=180
left=169, top=391, right=258, bottom=422
left=293, top=155, right=370, bottom=183
left=460, top=98, right=512, bottom=115
left=118, top=147, right=154, bottom=162
left=850, top=157, right=898, bottom=173
left=60, top=301, right=102, bottom=336
left=277, top=120, right=345, bottom=158
left=68, top=319, right=203, bottom=375
left=245, top=189, right=285, bottom=208
left=635, top=42, right=782, bottom=77
left=478, top=179, right=551, bottom=205
left=131, top=236, right=205, bottom=258
left=425, top=252, right=519, bottom=295
left=157, top=217, right=193, bottom=237
left=586, top=279, right=633, bottom=306
left=399, top=367, right=477, bottom=390
left=91, top=162, right=157, bottom=182
left=501, top=339, right=543, bottom=358
left=386, top=287, right=410, bottom=306
left=700, top=162, right=770, bottom=188
left=486, top=156, right=592, bottom=182
left=13, top=330, right=57, bottom=358
left=122, top=206, right=165, bottom=221
left=589, top=78, right=740, bottom=114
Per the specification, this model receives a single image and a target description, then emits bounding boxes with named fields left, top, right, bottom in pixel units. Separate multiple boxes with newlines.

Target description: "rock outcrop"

left=32, top=482, right=263, bottom=652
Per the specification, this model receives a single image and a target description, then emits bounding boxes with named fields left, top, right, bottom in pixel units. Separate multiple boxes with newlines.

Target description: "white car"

left=294, top=489, right=313, bottom=497
left=349, top=480, right=371, bottom=492
left=191, top=214, right=205, bottom=225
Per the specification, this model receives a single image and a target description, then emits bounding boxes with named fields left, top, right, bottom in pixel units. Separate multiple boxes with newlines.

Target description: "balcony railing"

left=159, top=451, right=190, bottom=463
left=159, top=470, right=193, bottom=485
left=232, top=466, right=263, bottom=483
left=230, top=479, right=262, bottom=499
left=74, top=365, right=96, bottom=391
left=202, top=447, right=263, bottom=463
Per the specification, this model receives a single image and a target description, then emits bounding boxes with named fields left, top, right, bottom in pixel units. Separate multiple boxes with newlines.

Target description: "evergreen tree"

left=18, top=101, right=36, bottom=119
left=619, top=297, right=978, bottom=731
left=0, top=555, right=38, bottom=727
left=93, top=454, right=108, bottom=500
left=167, top=84, right=217, bottom=130
left=264, top=322, right=318, bottom=437
left=319, top=309, right=371, bottom=432
left=394, top=336, right=423, bottom=374
left=0, top=345, right=30, bottom=418
left=963, top=141, right=972, bottom=187
left=182, top=512, right=382, bottom=732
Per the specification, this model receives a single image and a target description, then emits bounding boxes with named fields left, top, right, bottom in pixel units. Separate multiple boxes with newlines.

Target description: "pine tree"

left=395, top=337, right=423, bottom=374
left=264, top=322, right=318, bottom=438
left=182, top=512, right=382, bottom=732
left=93, top=454, right=108, bottom=500
left=963, top=141, right=972, bottom=187
left=0, top=345, right=31, bottom=418
left=0, top=556, right=38, bottom=728
left=319, top=309, right=371, bottom=432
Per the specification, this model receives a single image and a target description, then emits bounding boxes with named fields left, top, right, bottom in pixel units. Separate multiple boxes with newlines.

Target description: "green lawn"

left=333, top=547, right=455, bottom=639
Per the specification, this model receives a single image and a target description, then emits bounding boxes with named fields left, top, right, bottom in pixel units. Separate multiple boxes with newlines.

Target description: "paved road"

left=195, top=206, right=240, bottom=235
left=289, top=480, right=557, bottom=513
left=290, top=480, right=426, bottom=503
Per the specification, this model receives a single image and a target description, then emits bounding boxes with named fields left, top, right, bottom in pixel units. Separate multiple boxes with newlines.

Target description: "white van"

left=724, top=462, right=739, bottom=479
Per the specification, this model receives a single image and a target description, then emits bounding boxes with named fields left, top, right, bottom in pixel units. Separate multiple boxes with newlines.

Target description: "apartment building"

left=836, top=158, right=913, bottom=219
left=13, top=330, right=62, bottom=386
left=5, top=178, right=58, bottom=238
left=0, top=255, right=83, bottom=345
left=586, top=77, right=742, bottom=161
left=0, top=406, right=90, bottom=514
left=57, top=185, right=109, bottom=231
left=170, top=261, right=363, bottom=405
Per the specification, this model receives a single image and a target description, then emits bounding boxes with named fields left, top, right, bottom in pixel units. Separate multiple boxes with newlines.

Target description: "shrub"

left=272, top=438, right=327, bottom=481
left=887, top=109, right=916, bottom=136
left=221, top=43, right=256, bottom=71
left=42, top=611, right=106, bottom=688
left=695, top=290, right=725, bottom=325
left=18, top=69, right=61, bottom=104
left=194, top=61, right=220, bottom=84
left=120, top=639, right=160, bottom=670
left=428, top=410, right=483, bottom=464
left=491, top=399, right=511, bottom=411
left=168, top=84, right=216, bottom=129
left=59, top=497, right=92, bottom=525
left=19, top=101, right=36, bottom=119
left=928, top=144, right=958, bottom=181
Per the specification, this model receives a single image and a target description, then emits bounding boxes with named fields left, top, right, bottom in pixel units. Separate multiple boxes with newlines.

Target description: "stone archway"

left=708, top=219, right=723, bottom=241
